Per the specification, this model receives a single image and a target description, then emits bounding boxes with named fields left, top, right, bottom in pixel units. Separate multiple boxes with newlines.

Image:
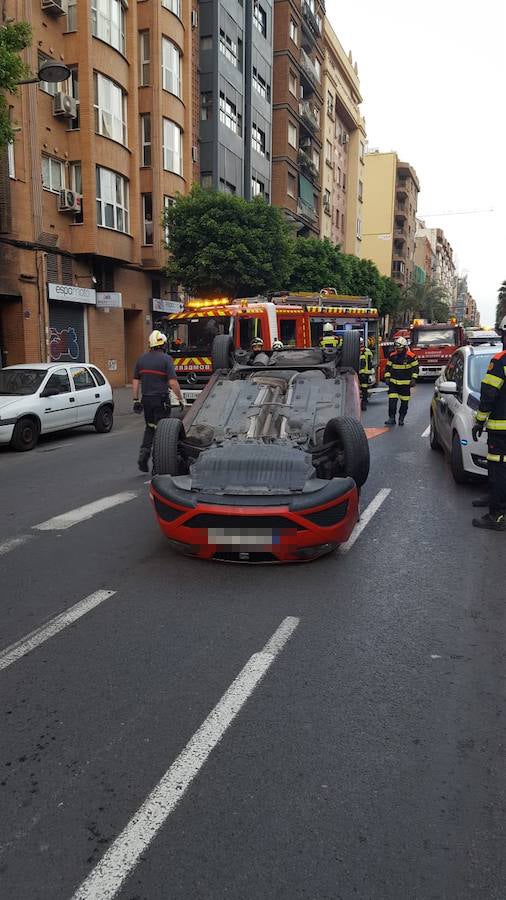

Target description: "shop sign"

left=96, top=291, right=123, bottom=309
left=48, top=283, right=96, bottom=304
left=152, top=298, right=182, bottom=313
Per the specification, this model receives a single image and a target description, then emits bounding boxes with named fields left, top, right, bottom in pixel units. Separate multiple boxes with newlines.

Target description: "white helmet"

left=272, top=339, right=284, bottom=350
left=499, top=316, right=506, bottom=332
left=394, top=336, right=408, bottom=349
left=323, top=322, right=334, bottom=334
left=149, top=329, right=167, bottom=348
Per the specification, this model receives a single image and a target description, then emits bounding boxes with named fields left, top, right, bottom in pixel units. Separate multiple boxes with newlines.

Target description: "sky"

left=326, top=0, right=506, bottom=325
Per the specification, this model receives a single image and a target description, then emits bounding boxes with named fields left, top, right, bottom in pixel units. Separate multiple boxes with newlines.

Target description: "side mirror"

left=41, top=388, right=59, bottom=398
left=438, top=381, right=457, bottom=395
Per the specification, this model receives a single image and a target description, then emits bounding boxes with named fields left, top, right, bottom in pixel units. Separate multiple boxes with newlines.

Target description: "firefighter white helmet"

left=394, top=336, right=408, bottom=349
left=272, top=339, right=284, bottom=350
left=323, top=322, right=334, bottom=334
left=499, top=316, right=506, bottom=332
left=149, top=330, right=168, bottom=348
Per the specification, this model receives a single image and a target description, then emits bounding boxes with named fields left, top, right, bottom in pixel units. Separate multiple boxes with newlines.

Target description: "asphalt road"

left=1, top=384, right=504, bottom=900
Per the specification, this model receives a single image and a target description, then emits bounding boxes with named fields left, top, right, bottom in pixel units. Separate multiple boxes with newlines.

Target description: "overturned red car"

left=150, top=337, right=369, bottom=562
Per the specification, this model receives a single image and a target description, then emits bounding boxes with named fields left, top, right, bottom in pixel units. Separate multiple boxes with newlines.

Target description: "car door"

left=439, top=353, right=464, bottom=449
left=69, top=365, right=102, bottom=424
left=39, top=368, right=78, bottom=432
left=434, top=357, right=455, bottom=450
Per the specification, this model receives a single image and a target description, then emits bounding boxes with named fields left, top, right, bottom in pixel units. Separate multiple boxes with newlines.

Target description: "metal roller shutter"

left=49, top=302, right=86, bottom=363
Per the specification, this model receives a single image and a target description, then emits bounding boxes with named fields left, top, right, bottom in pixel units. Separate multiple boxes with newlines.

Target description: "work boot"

left=384, top=418, right=396, bottom=426
left=361, top=399, right=368, bottom=411
left=472, top=497, right=489, bottom=508
left=138, top=448, right=150, bottom=473
left=398, top=416, right=405, bottom=427
left=472, top=513, right=506, bottom=531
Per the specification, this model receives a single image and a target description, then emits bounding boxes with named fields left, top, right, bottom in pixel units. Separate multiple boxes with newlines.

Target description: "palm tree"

left=496, top=280, right=506, bottom=324
left=401, top=277, right=450, bottom=323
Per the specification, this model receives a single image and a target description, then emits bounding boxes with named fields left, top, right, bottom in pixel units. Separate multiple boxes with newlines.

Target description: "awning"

left=299, top=175, right=314, bottom=209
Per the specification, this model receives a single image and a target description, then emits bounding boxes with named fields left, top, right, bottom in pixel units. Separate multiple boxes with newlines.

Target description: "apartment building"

left=0, top=0, right=196, bottom=385
left=271, top=0, right=325, bottom=237
left=198, top=0, right=273, bottom=199
left=362, top=151, right=420, bottom=289
left=320, top=21, right=366, bottom=255
left=415, top=222, right=457, bottom=310
left=414, top=229, right=436, bottom=283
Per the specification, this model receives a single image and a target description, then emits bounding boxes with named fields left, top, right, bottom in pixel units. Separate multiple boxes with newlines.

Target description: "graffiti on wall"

left=49, top=327, right=80, bottom=361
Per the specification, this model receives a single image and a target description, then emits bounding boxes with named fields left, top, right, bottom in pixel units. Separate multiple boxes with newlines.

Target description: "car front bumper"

left=0, top=421, right=16, bottom=444
left=419, top=365, right=445, bottom=378
left=150, top=475, right=359, bottom=562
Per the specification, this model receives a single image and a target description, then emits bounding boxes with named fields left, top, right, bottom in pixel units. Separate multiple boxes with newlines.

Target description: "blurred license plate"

left=208, top=527, right=277, bottom=546
left=182, top=390, right=200, bottom=401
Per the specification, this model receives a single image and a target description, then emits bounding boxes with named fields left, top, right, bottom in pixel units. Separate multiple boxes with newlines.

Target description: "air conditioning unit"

left=53, top=93, right=78, bottom=119
left=191, top=145, right=199, bottom=162
left=41, top=0, right=67, bottom=16
left=341, top=132, right=349, bottom=145
left=191, top=9, right=198, bottom=28
left=58, top=190, right=82, bottom=213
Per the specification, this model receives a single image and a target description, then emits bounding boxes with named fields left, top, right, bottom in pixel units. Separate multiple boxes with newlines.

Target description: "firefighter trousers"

left=140, top=395, right=169, bottom=454
left=487, top=435, right=506, bottom=515
left=388, top=397, right=409, bottom=421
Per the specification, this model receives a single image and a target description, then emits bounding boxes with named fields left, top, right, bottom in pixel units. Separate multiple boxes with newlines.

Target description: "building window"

left=94, top=73, right=127, bottom=146
left=200, top=173, right=212, bottom=190
left=335, top=209, right=339, bottom=227
left=358, top=179, right=363, bottom=202
left=38, top=52, right=65, bottom=96
left=163, top=118, right=183, bottom=175
left=200, top=91, right=213, bottom=121
left=219, top=29, right=238, bottom=67
left=7, top=141, right=15, bottom=178
left=67, top=0, right=77, bottom=31
left=342, top=171, right=346, bottom=191
left=251, top=176, right=264, bottom=197
left=327, top=91, right=334, bottom=117
left=288, top=121, right=297, bottom=148
left=68, top=66, right=80, bottom=130
left=312, top=148, right=319, bottom=170
left=325, top=139, right=333, bottom=166
left=289, top=18, right=297, bottom=44
left=219, top=93, right=241, bottom=135
left=253, top=68, right=268, bottom=100
left=314, top=58, right=321, bottom=82
left=253, top=3, right=266, bottom=37
left=289, top=70, right=297, bottom=96
left=220, top=178, right=236, bottom=194
left=356, top=217, right=362, bottom=238
left=337, top=167, right=341, bottom=186
left=69, top=162, right=82, bottom=221
left=287, top=171, right=296, bottom=198
left=163, top=195, right=174, bottom=244
left=360, top=140, right=365, bottom=162
left=42, top=155, right=64, bottom=193
left=252, top=123, right=266, bottom=157
left=200, top=35, right=212, bottom=51
left=323, top=189, right=331, bottom=214
left=392, top=260, right=405, bottom=274
left=142, top=193, right=153, bottom=245
left=91, top=0, right=126, bottom=55
left=162, top=37, right=182, bottom=98
left=96, top=166, right=129, bottom=232
left=140, top=113, right=151, bottom=166
left=139, top=31, right=150, bottom=85
left=162, top=0, right=181, bottom=17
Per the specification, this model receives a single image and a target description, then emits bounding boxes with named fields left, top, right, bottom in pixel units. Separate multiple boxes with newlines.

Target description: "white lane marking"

left=70, top=616, right=300, bottom=900
left=340, top=488, right=391, bottom=553
left=33, top=492, right=137, bottom=532
left=0, top=535, right=33, bottom=557
left=0, top=590, right=116, bottom=673
left=421, top=425, right=430, bottom=438
left=430, top=654, right=442, bottom=660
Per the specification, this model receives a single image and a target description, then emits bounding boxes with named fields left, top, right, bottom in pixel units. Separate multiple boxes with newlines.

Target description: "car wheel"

left=152, top=417, right=185, bottom=476
left=450, top=432, right=468, bottom=484
left=340, top=331, right=360, bottom=373
left=429, top=413, right=441, bottom=451
left=94, top=405, right=114, bottom=433
left=212, top=334, right=234, bottom=371
left=323, top=416, right=370, bottom=488
left=10, top=417, right=40, bottom=451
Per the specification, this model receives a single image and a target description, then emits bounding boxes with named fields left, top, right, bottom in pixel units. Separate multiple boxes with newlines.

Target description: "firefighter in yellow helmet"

left=359, top=337, right=374, bottom=411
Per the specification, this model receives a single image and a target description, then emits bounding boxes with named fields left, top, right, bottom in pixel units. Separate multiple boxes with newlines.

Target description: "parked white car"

left=430, top=343, right=501, bottom=481
left=0, top=363, right=114, bottom=451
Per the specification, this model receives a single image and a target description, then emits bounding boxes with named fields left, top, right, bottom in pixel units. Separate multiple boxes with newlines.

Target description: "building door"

left=49, top=302, right=86, bottom=363
left=124, top=309, right=143, bottom=384
left=0, top=296, right=24, bottom=366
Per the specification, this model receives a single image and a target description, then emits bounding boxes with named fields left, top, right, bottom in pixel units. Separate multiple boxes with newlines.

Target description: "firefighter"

left=272, top=340, right=284, bottom=350
left=384, top=336, right=419, bottom=426
left=320, top=322, right=339, bottom=349
left=471, top=317, right=506, bottom=531
left=132, top=330, right=186, bottom=472
left=359, top=337, right=374, bottom=411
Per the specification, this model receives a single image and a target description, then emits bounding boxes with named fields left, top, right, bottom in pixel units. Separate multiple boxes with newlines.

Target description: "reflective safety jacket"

left=476, top=349, right=506, bottom=434
left=384, top=349, right=419, bottom=401
left=359, top=347, right=374, bottom=375
left=320, top=335, right=340, bottom=348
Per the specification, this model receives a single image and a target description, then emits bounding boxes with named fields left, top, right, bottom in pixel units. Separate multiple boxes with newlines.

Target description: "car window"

left=0, top=369, right=46, bottom=395
left=89, top=366, right=106, bottom=386
left=445, top=354, right=458, bottom=381
left=239, top=317, right=263, bottom=350
left=70, top=366, right=96, bottom=391
left=44, top=369, right=71, bottom=394
left=453, top=354, right=464, bottom=400
left=468, top=353, right=496, bottom=393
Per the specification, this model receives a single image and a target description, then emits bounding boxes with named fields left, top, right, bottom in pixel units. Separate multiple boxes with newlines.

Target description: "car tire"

left=10, top=417, right=40, bottom=452
left=450, top=432, right=468, bottom=484
left=212, top=334, right=234, bottom=371
left=94, top=405, right=114, bottom=433
left=340, top=331, right=360, bottom=373
left=429, top=413, right=441, bottom=451
left=323, top=416, right=370, bottom=488
left=152, top=417, right=185, bottom=476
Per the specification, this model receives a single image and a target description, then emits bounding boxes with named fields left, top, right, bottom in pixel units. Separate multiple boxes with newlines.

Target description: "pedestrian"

left=359, top=337, right=374, bottom=411
left=384, top=336, right=419, bottom=426
left=471, top=316, right=506, bottom=531
left=132, top=330, right=186, bottom=472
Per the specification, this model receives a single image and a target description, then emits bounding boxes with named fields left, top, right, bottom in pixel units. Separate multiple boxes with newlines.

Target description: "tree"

left=165, top=186, right=293, bottom=297
left=496, top=280, right=506, bottom=324
left=0, top=20, right=32, bottom=149
left=287, top=238, right=346, bottom=292
left=401, top=277, right=450, bottom=323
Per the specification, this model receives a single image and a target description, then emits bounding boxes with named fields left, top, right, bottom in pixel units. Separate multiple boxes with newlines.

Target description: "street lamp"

left=17, top=59, right=71, bottom=86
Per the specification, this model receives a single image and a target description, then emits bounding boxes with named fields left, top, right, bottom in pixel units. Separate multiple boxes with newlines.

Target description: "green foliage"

left=496, top=280, right=506, bottom=325
left=165, top=186, right=293, bottom=297
left=0, top=21, right=32, bottom=148
left=401, top=277, right=450, bottom=323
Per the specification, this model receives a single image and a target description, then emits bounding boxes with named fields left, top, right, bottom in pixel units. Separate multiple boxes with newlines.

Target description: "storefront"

left=47, top=283, right=96, bottom=363
left=152, top=298, right=182, bottom=335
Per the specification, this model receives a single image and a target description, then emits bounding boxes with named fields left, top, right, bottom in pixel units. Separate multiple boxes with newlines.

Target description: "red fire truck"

left=394, top=319, right=465, bottom=379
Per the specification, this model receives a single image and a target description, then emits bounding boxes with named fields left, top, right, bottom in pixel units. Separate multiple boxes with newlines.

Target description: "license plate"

left=207, top=527, right=277, bottom=547
left=182, top=390, right=200, bottom=401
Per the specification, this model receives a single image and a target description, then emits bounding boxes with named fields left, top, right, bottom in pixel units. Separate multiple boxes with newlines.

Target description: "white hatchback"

left=430, top=343, right=501, bottom=481
left=0, top=363, right=114, bottom=451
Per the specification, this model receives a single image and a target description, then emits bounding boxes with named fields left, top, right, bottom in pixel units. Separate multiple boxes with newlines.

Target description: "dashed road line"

left=33, top=492, right=138, bottom=532
left=70, top=616, right=300, bottom=900
left=340, top=488, right=391, bottom=553
left=421, top=425, right=430, bottom=438
left=0, top=590, right=116, bottom=672
left=0, top=535, right=33, bottom=558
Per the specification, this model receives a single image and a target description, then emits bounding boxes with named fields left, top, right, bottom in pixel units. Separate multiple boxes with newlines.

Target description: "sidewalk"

left=113, top=386, right=134, bottom=417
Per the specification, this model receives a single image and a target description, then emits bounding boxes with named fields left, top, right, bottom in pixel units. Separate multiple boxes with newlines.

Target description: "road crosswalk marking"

left=0, top=590, right=116, bottom=672
left=33, top=492, right=138, bottom=532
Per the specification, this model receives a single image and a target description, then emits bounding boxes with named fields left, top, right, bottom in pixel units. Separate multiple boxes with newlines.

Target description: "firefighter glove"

left=472, top=422, right=484, bottom=442
left=133, top=400, right=143, bottom=414
left=179, top=397, right=187, bottom=408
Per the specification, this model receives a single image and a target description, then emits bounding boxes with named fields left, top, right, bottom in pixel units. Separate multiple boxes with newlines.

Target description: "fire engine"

left=394, top=319, right=465, bottom=379
left=163, top=289, right=381, bottom=402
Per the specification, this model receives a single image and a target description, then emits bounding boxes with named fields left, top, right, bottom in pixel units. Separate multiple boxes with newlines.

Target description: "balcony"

left=299, top=100, right=320, bottom=133
left=301, top=0, right=321, bottom=42
left=298, top=148, right=319, bottom=184
left=297, top=200, right=318, bottom=223
left=300, top=49, right=319, bottom=92
left=393, top=246, right=407, bottom=260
